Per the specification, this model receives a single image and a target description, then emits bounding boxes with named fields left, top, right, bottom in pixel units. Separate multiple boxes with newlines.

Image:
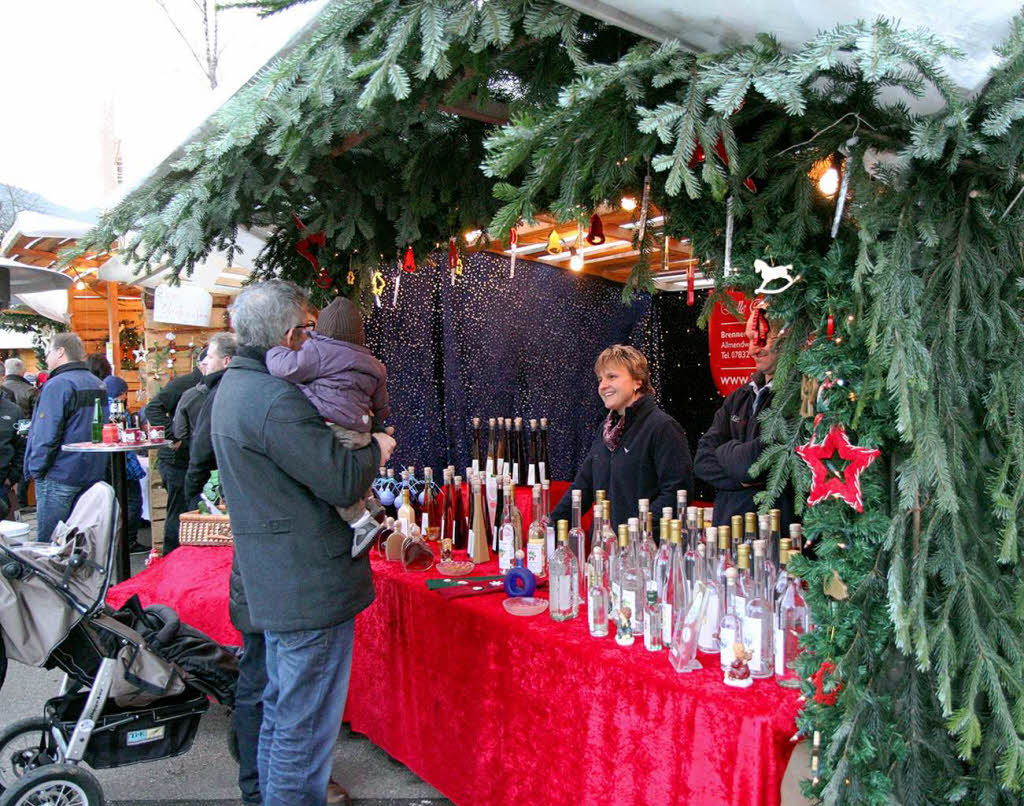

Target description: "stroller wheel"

left=0, top=763, right=103, bottom=806
left=0, top=719, right=60, bottom=794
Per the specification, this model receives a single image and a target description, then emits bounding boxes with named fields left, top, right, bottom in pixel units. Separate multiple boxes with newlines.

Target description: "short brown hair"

left=50, top=332, right=85, bottom=363
left=594, top=345, right=654, bottom=395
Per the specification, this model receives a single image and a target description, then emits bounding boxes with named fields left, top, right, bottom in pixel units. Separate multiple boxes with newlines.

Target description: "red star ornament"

left=795, top=425, right=880, bottom=513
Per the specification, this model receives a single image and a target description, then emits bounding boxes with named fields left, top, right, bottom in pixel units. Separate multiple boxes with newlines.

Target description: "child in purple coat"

left=267, top=297, right=389, bottom=556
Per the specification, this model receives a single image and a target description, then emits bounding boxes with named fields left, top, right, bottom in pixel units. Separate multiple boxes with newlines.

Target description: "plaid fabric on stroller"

left=0, top=482, right=238, bottom=806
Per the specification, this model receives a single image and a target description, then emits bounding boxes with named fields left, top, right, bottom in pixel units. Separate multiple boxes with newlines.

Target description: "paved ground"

left=2, top=511, right=810, bottom=805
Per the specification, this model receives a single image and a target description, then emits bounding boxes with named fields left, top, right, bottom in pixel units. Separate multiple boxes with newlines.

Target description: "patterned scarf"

left=602, top=409, right=628, bottom=452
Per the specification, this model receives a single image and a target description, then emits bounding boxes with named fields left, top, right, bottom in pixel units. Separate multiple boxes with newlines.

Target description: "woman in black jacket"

left=551, top=345, right=693, bottom=540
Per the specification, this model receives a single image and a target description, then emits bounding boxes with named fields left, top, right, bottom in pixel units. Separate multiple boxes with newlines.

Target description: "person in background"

left=86, top=353, right=112, bottom=382
left=144, top=347, right=206, bottom=555
left=183, top=332, right=237, bottom=507
left=0, top=387, right=26, bottom=520
left=213, top=280, right=394, bottom=806
left=694, top=302, right=796, bottom=529
left=550, top=345, right=693, bottom=540
left=0, top=363, right=15, bottom=405
left=2, top=358, right=37, bottom=511
left=35, top=371, right=48, bottom=387
left=24, top=334, right=108, bottom=542
left=102, top=374, right=146, bottom=553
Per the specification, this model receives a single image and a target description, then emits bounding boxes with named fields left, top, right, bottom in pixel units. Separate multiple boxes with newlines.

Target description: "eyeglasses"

left=290, top=320, right=315, bottom=332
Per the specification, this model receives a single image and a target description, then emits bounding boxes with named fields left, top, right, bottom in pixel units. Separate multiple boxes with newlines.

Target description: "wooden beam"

left=106, top=282, right=121, bottom=371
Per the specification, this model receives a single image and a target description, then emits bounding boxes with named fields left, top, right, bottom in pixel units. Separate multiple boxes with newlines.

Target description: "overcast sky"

left=0, top=0, right=324, bottom=212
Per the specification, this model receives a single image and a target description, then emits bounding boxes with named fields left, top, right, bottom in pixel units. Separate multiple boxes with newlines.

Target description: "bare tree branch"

left=153, top=0, right=219, bottom=90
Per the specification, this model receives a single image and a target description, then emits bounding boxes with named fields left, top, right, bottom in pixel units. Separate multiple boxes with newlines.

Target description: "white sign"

left=153, top=284, right=213, bottom=327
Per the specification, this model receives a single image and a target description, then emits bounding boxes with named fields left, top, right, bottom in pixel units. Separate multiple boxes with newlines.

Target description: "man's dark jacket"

left=550, top=394, right=693, bottom=540
left=183, top=370, right=226, bottom=504
left=0, top=397, right=26, bottom=486
left=694, top=372, right=795, bottom=530
left=24, top=362, right=108, bottom=485
left=211, top=351, right=380, bottom=633
left=145, top=369, right=202, bottom=469
left=3, top=375, right=37, bottom=419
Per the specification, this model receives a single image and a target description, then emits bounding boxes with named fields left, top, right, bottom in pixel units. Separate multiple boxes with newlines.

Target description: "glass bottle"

left=495, top=417, right=506, bottom=478
left=653, top=516, right=673, bottom=645
left=568, top=490, right=587, bottom=604
left=590, top=494, right=606, bottom=557
left=769, top=508, right=783, bottom=567
left=549, top=519, right=578, bottom=621
left=789, top=522, right=803, bottom=553
left=383, top=468, right=398, bottom=519
left=676, top=489, right=688, bottom=522
left=775, top=546, right=807, bottom=688
left=619, top=519, right=644, bottom=635
left=91, top=397, right=104, bottom=443
left=774, top=538, right=792, bottom=601
left=485, top=417, right=497, bottom=477
left=637, top=499, right=650, bottom=545
left=643, top=569, right=663, bottom=652
left=526, top=486, right=546, bottom=577
left=744, top=511, right=757, bottom=553
left=669, top=541, right=707, bottom=673
left=452, top=475, right=468, bottom=551
left=498, top=478, right=516, bottom=571
left=715, top=525, right=733, bottom=595
left=527, top=418, right=539, bottom=486
left=697, top=525, right=722, bottom=654
left=586, top=543, right=609, bottom=637
left=665, top=519, right=687, bottom=647
left=744, top=539, right=775, bottom=679
left=539, top=417, right=550, bottom=484
left=511, top=417, right=523, bottom=486
left=735, top=543, right=752, bottom=616
left=502, top=417, right=513, bottom=480
left=609, top=524, right=625, bottom=618
left=491, top=473, right=504, bottom=551
left=420, top=467, right=437, bottom=535
left=540, top=479, right=555, bottom=570
left=730, top=515, right=743, bottom=563
left=683, top=507, right=699, bottom=601
left=397, top=488, right=415, bottom=537
left=441, top=469, right=454, bottom=547
left=471, top=417, right=482, bottom=476
left=468, top=475, right=491, bottom=563
left=509, top=478, right=524, bottom=556
left=718, top=567, right=742, bottom=670
left=638, top=513, right=658, bottom=581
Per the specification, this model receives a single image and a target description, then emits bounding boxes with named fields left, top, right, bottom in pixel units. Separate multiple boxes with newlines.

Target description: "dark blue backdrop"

left=364, top=250, right=721, bottom=492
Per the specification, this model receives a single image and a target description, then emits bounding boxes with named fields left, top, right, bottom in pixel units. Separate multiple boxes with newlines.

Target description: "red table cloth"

left=107, top=484, right=799, bottom=806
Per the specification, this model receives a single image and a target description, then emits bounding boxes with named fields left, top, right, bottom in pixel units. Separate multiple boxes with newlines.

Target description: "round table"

left=62, top=440, right=171, bottom=582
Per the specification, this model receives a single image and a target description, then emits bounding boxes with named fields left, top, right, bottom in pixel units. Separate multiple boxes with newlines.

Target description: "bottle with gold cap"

left=660, top=519, right=687, bottom=647
left=744, top=511, right=757, bottom=548
left=773, top=538, right=792, bottom=600
left=730, top=515, right=743, bottom=563
left=613, top=525, right=637, bottom=646
left=568, top=490, right=587, bottom=605
left=683, top=507, right=699, bottom=600
left=550, top=520, right=578, bottom=621
left=718, top=567, right=742, bottom=671
left=743, top=539, right=774, bottom=678
left=621, top=518, right=644, bottom=635
left=653, top=517, right=674, bottom=647
left=610, top=523, right=626, bottom=617
left=715, top=524, right=733, bottom=594
left=769, top=508, right=783, bottom=567
left=669, top=541, right=707, bottom=673
left=697, top=525, right=722, bottom=654
left=676, top=489, right=688, bottom=522
left=774, top=545, right=808, bottom=687
left=735, top=544, right=752, bottom=615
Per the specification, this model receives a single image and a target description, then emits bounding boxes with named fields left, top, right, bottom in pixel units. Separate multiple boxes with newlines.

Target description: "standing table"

left=62, top=440, right=170, bottom=582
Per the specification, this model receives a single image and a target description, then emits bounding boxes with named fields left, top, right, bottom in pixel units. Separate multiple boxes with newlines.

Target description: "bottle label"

left=526, top=542, right=545, bottom=576
left=621, top=589, right=640, bottom=633
left=511, top=462, right=520, bottom=483
left=420, top=512, right=429, bottom=533
left=646, top=580, right=658, bottom=602
left=527, top=465, right=535, bottom=486
left=472, top=459, right=480, bottom=474
left=398, top=517, right=410, bottom=536
left=661, top=603, right=673, bottom=645
left=719, top=626, right=736, bottom=666
left=485, top=458, right=494, bottom=476
left=553, top=574, right=571, bottom=612
left=735, top=595, right=746, bottom=617
left=698, top=589, right=719, bottom=649
left=498, top=525, right=515, bottom=570
left=743, top=619, right=765, bottom=673
left=587, top=589, right=606, bottom=629
left=538, top=461, right=546, bottom=483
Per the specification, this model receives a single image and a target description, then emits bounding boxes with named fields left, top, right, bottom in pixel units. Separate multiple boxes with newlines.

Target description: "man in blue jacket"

left=25, top=333, right=108, bottom=541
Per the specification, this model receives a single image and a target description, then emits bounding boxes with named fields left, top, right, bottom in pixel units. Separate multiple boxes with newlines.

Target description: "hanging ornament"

left=753, top=259, right=797, bottom=295
left=455, top=255, right=464, bottom=277
left=830, top=137, right=858, bottom=239
left=636, top=169, right=652, bottom=243
left=800, top=376, right=820, bottom=419
left=402, top=246, right=417, bottom=273
left=826, top=312, right=835, bottom=340
left=811, top=661, right=843, bottom=706
left=509, top=227, right=519, bottom=278
left=688, top=136, right=757, bottom=192
left=810, top=730, right=821, bottom=786
left=346, top=270, right=356, bottom=286
left=585, top=213, right=605, bottom=245
left=795, top=424, right=880, bottom=513
left=723, top=197, right=735, bottom=274
left=661, top=232, right=670, bottom=273
left=165, top=332, right=176, bottom=342
left=754, top=306, right=771, bottom=347
left=546, top=228, right=564, bottom=255
left=370, top=270, right=386, bottom=307
left=686, top=264, right=695, bottom=306
left=448, top=237, right=459, bottom=285
left=823, top=570, right=849, bottom=600
left=293, top=214, right=331, bottom=288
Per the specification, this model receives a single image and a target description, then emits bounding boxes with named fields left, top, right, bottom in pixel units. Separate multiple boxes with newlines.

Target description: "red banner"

left=708, top=290, right=756, bottom=397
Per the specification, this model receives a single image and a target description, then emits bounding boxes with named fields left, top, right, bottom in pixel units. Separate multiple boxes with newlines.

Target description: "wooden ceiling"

left=468, top=203, right=710, bottom=286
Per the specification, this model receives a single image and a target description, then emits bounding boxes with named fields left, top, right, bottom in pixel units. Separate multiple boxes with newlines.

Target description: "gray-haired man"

left=212, top=280, right=395, bottom=806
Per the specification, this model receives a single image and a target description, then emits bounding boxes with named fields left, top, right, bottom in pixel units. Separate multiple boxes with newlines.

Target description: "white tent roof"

left=562, top=1, right=1019, bottom=98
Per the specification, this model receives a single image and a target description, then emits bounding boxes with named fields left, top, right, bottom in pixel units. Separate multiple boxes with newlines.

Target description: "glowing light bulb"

left=620, top=196, right=637, bottom=212
left=569, top=252, right=584, bottom=272
left=464, top=229, right=482, bottom=244
left=818, top=168, right=840, bottom=197
left=75, top=280, right=86, bottom=290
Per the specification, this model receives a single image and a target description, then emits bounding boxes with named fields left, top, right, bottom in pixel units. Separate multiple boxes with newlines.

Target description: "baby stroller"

left=0, top=482, right=237, bottom=806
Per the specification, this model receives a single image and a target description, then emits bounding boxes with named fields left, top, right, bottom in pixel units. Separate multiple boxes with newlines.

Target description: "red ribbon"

left=292, top=214, right=330, bottom=287
left=812, top=661, right=842, bottom=705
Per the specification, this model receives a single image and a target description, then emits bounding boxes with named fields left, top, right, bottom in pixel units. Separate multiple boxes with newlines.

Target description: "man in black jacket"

left=144, top=348, right=205, bottom=554
left=212, top=280, right=395, bottom=806
left=0, top=394, right=26, bottom=519
left=694, top=306, right=795, bottom=529
left=182, top=333, right=236, bottom=505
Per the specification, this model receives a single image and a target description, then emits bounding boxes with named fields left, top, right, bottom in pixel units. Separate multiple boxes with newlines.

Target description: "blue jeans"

left=235, top=631, right=267, bottom=804
left=258, top=619, right=355, bottom=806
left=34, top=478, right=84, bottom=542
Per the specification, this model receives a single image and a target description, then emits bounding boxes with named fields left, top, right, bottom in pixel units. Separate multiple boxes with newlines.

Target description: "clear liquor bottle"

left=620, top=519, right=644, bottom=635
left=715, top=525, right=733, bottom=594
left=697, top=525, right=722, bottom=654
left=540, top=480, right=555, bottom=571
left=773, top=538, right=792, bottom=601
left=744, top=511, right=757, bottom=553
left=609, top=523, right=626, bottom=618
left=683, top=507, right=699, bottom=602
left=676, top=489, right=687, bottom=522
left=568, top=490, right=587, bottom=605
left=549, top=519, right=578, bottom=621
left=586, top=543, right=609, bottom=637
left=735, top=543, right=753, bottom=616
left=498, top=478, right=516, bottom=571
left=638, top=514, right=658, bottom=582
left=526, top=485, right=546, bottom=577
left=485, top=417, right=497, bottom=477
left=730, top=515, right=743, bottom=563
left=702, top=507, right=714, bottom=529
left=789, top=522, right=803, bottom=553
left=591, top=490, right=606, bottom=552
left=665, top=519, right=687, bottom=646
left=643, top=571, right=662, bottom=652
left=744, top=539, right=775, bottom=679
left=769, top=508, right=783, bottom=568
left=654, top=517, right=673, bottom=644
left=527, top=418, right=539, bottom=486
left=669, top=541, right=707, bottom=673
left=538, top=417, right=550, bottom=484
left=718, top=567, right=742, bottom=670
left=774, top=545, right=807, bottom=688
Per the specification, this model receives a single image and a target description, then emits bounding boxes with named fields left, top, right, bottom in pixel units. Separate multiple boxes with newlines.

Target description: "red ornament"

left=402, top=246, right=417, bottom=273
left=827, top=313, right=835, bottom=340
left=447, top=237, right=458, bottom=270
left=688, top=143, right=705, bottom=169
left=585, top=213, right=605, bottom=245
left=686, top=264, right=695, bottom=306
left=812, top=661, right=842, bottom=706
left=795, top=425, right=880, bottom=513
left=754, top=307, right=771, bottom=347
left=292, top=214, right=330, bottom=288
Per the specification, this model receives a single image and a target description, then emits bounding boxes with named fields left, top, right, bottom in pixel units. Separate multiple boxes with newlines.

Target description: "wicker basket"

left=178, top=510, right=233, bottom=546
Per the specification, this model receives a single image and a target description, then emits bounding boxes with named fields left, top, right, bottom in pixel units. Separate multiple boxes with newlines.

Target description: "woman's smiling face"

left=596, top=362, right=639, bottom=414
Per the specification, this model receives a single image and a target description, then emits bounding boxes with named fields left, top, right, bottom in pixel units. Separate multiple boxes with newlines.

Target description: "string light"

left=75, top=280, right=86, bottom=290
left=569, top=250, right=584, bottom=272
left=819, top=168, right=840, bottom=196
left=464, top=229, right=482, bottom=244
left=620, top=196, right=637, bottom=211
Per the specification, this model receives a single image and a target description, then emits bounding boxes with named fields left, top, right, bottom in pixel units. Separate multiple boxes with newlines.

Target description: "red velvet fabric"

left=108, top=535, right=800, bottom=806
